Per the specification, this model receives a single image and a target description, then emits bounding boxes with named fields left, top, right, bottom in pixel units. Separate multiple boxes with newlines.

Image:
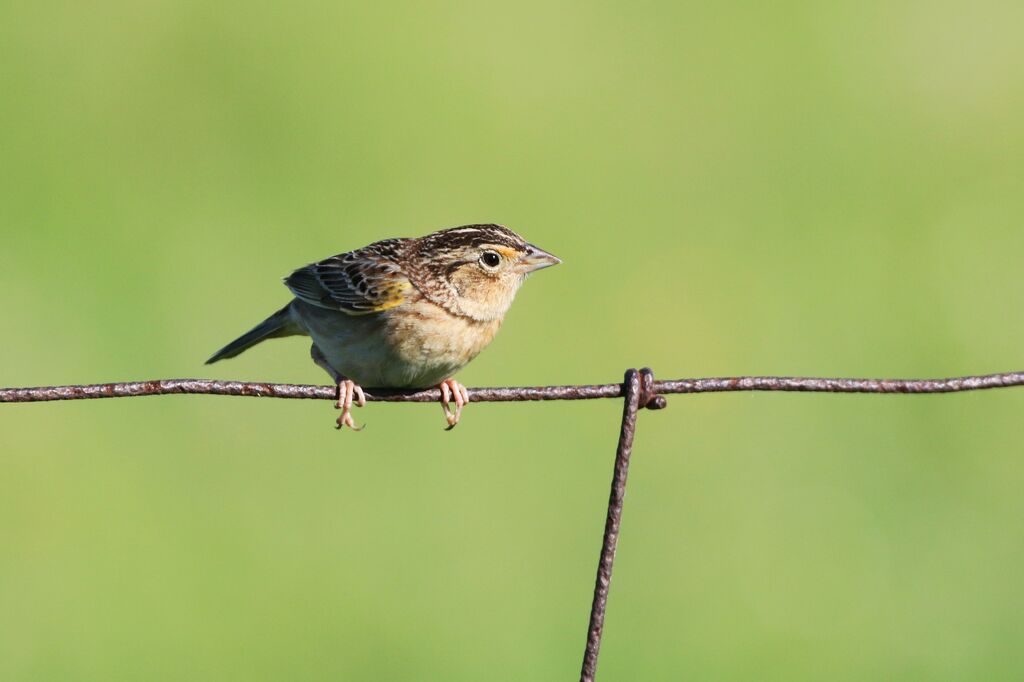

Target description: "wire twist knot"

left=639, top=367, right=667, bottom=410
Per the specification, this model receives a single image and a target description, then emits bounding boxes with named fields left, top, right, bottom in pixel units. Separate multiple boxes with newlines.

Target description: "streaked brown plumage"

left=207, top=224, right=560, bottom=429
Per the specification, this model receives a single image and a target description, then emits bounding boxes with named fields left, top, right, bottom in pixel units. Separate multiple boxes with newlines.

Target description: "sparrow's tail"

left=206, top=303, right=301, bottom=364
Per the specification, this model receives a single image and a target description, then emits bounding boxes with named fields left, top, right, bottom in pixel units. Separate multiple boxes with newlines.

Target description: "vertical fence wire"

left=580, top=368, right=645, bottom=682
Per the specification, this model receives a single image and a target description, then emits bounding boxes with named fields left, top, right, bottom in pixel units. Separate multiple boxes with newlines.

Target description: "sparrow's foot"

left=438, top=378, right=470, bottom=430
left=334, top=379, right=366, bottom=431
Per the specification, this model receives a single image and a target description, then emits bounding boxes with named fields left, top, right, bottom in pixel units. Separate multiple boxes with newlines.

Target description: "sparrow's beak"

left=520, top=243, right=562, bottom=272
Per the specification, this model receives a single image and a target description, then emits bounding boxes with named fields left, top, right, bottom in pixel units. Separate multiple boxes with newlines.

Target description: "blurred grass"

left=2, top=1, right=1024, bottom=680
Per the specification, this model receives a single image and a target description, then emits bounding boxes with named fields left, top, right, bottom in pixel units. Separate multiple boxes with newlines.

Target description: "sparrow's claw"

left=438, top=378, right=469, bottom=430
left=334, top=379, right=365, bottom=431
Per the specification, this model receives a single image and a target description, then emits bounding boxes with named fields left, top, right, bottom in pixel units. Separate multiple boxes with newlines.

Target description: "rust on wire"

left=3, top=371, right=1024, bottom=404
left=580, top=368, right=659, bottom=682
left=3, top=368, right=1024, bottom=682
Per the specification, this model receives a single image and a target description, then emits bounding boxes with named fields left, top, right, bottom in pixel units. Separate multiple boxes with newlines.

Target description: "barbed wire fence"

left=3, top=368, right=1024, bottom=681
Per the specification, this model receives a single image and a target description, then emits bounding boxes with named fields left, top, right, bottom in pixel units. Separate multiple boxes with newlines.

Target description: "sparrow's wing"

left=284, top=238, right=413, bottom=314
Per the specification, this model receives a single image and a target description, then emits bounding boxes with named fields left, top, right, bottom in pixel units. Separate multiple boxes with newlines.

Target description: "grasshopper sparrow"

left=206, top=224, right=560, bottom=429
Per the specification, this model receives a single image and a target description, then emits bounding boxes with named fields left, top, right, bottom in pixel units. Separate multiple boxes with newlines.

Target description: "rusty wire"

left=581, top=368, right=645, bottom=682
left=4, top=367, right=1024, bottom=682
left=2, top=370, right=1023, bottom=405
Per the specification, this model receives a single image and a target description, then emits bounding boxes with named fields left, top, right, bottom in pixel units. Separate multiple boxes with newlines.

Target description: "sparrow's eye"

left=480, top=251, right=501, bottom=269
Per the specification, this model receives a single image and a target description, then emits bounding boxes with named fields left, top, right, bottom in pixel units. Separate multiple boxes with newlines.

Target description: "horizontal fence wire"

left=2, top=371, right=1024, bottom=405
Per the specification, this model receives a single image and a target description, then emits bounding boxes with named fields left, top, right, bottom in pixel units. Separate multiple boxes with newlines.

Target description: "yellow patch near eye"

left=486, top=246, right=518, bottom=260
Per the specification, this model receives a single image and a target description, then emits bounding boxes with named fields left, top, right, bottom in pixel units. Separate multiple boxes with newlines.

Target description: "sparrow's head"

left=409, top=224, right=560, bottom=321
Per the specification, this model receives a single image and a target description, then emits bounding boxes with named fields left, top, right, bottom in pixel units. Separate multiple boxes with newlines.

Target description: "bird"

left=206, top=224, right=560, bottom=430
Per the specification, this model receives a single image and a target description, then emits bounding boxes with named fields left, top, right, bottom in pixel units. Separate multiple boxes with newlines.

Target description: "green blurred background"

left=2, top=1, right=1023, bottom=679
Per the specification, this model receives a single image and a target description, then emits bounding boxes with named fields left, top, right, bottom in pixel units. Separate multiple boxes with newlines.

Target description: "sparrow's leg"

left=334, top=379, right=366, bottom=431
left=438, top=378, right=470, bottom=430
left=311, top=344, right=365, bottom=431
